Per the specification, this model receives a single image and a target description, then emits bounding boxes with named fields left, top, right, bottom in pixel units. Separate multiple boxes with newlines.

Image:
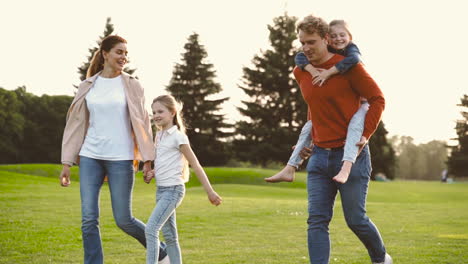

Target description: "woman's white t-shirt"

left=79, top=75, right=135, bottom=160
left=154, top=125, right=189, bottom=186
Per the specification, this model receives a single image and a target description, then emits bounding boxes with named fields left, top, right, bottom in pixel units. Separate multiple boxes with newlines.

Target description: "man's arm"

left=347, top=63, right=385, bottom=140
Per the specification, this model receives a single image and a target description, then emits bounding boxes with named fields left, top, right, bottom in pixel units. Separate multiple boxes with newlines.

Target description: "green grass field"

left=1, top=164, right=467, bottom=263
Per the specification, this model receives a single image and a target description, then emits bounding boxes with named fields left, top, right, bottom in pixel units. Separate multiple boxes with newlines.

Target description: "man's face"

left=298, top=30, right=328, bottom=65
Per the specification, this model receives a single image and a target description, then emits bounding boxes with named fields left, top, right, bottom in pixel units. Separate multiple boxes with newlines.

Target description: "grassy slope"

left=0, top=165, right=467, bottom=263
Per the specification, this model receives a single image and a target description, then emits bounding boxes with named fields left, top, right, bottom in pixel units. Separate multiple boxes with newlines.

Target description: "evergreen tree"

left=77, top=17, right=135, bottom=82
left=166, top=33, right=231, bottom=166
left=234, top=14, right=307, bottom=166
left=368, top=121, right=396, bottom=180
left=448, top=94, right=468, bottom=177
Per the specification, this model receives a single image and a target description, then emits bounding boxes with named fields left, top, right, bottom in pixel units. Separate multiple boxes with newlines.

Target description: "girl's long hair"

left=152, top=95, right=189, bottom=182
left=329, top=19, right=353, bottom=40
left=87, top=35, right=127, bottom=78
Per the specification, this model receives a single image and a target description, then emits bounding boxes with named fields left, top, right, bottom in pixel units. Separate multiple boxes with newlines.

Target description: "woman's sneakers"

left=372, top=253, right=392, bottom=264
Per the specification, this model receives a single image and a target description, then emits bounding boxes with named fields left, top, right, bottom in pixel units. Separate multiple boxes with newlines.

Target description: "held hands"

left=144, top=170, right=155, bottom=184
left=59, top=165, right=71, bottom=187
left=207, top=190, right=222, bottom=206
left=142, top=161, right=153, bottom=184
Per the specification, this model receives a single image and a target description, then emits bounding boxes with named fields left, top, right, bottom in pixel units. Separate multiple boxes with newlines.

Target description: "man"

left=294, top=15, right=392, bottom=264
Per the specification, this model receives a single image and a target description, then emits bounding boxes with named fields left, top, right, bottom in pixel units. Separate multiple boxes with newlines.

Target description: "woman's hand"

left=144, top=170, right=154, bottom=184
left=142, top=161, right=152, bottom=183
left=59, top=164, right=71, bottom=187
left=207, top=190, right=222, bottom=206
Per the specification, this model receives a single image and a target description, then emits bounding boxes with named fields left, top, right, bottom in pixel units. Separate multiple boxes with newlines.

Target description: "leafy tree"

left=14, top=88, right=72, bottom=163
left=368, top=121, right=396, bottom=180
left=391, top=135, right=448, bottom=180
left=234, top=14, right=307, bottom=166
left=166, top=33, right=231, bottom=166
left=77, top=17, right=135, bottom=82
left=0, top=87, right=25, bottom=163
left=447, top=94, right=468, bottom=177
left=0, top=87, right=72, bottom=164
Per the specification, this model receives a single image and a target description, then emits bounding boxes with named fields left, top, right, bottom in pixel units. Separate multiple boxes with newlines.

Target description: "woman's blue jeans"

left=79, top=156, right=162, bottom=264
left=306, top=146, right=387, bottom=263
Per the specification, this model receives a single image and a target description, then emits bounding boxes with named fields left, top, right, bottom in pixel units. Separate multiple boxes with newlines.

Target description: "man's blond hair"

left=296, top=15, right=329, bottom=38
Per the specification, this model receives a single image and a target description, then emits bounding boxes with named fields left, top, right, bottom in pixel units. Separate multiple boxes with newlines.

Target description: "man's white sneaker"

left=158, top=255, right=170, bottom=264
left=372, top=253, right=392, bottom=264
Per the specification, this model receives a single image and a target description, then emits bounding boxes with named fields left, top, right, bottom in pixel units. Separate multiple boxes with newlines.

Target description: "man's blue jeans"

left=79, top=156, right=161, bottom=264
left=306, top=146, right=387, bottom=264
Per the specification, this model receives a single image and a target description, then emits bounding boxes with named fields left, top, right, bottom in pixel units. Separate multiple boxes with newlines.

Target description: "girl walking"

left=145, top=95, right=222, bottom=264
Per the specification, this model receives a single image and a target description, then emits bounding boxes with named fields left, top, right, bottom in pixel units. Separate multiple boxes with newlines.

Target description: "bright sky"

left=1, top=0, right=466, bottom=144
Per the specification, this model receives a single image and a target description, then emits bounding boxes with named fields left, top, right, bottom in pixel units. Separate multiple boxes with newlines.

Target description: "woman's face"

left=102, top=42, right=128, bottom=72
left=329, top=25, right=351, bottom=50
left=152, top=101, right=174, bottom=130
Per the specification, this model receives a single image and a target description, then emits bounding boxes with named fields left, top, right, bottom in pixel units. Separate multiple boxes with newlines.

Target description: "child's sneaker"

left=158, top=255, right=170, bottom=264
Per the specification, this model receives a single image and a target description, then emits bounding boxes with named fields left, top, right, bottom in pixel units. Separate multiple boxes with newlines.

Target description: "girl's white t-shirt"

left=79, top=75, right=135, bottom=160
left=154, top=125, right=189, bottom=186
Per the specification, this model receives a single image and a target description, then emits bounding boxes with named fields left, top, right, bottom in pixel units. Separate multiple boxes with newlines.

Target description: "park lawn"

left=0, top=165, right=467, bottom=263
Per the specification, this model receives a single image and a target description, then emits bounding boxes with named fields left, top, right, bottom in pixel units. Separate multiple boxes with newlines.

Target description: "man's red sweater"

left=294, top=54, right=385, bottom=149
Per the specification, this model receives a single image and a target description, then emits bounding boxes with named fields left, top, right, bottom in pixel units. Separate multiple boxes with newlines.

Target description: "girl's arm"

left=334, top=43, right=361, bottom=73
left=313, top=43, right=362, bottom=86
left=180, top=144, right=222, bottom=206
left=295, top=52, right=320, bottom=78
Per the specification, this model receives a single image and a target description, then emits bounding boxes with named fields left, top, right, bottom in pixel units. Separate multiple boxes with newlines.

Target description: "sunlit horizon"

left=1, top=0, right=466, bottom=145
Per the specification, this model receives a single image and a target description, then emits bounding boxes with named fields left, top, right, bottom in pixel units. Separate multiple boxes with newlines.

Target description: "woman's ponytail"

left=87, top=49, right=104, bottom=78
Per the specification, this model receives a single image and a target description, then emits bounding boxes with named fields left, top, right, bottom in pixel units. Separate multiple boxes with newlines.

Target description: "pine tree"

left=448, top=94, right=468, bottom=177
left=77, top=17, right=135, bottom=82
left=368, top=121, right=396, bottom=180
left=166, top=33, right=231, bottom=166
left=234, top=14, right=307, bottom=166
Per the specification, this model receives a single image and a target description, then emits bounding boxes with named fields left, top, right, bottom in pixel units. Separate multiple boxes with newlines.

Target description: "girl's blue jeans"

left=146, top=184, right=185, bottom=264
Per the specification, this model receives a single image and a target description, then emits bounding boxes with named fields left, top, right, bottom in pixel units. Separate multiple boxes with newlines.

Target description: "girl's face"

left=102, top=42, right=128, bottom=72
left=152, top=101, right=174, bottom=130
left=329, top=25, right=351, bottom=50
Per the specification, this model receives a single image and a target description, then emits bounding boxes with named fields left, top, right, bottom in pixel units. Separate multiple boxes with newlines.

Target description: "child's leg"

left=343, top=103, right=369, bottom=163
left=161, top=213, right=182, bottom=264
left=333, top=103, right=369, bottom=183
left=161, top=185, right=184, bottom=264
left=288, top=120, right=312, bottom=167
left=145, top=185, right=184, bottom=264
left=265, top=120, right=312, bottom=183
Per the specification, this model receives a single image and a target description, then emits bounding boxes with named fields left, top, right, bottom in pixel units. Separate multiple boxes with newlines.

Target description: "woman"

left=59, top=35, right=168, bottom=264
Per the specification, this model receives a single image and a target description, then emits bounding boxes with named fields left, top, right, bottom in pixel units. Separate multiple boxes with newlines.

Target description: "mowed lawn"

left=1, top=165, right=467, bottom=264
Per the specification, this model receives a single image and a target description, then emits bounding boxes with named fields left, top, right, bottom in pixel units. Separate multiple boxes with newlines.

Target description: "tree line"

left=2, top=15, right=465, bottom=180
left=0, top=86, right=72, bottom=163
